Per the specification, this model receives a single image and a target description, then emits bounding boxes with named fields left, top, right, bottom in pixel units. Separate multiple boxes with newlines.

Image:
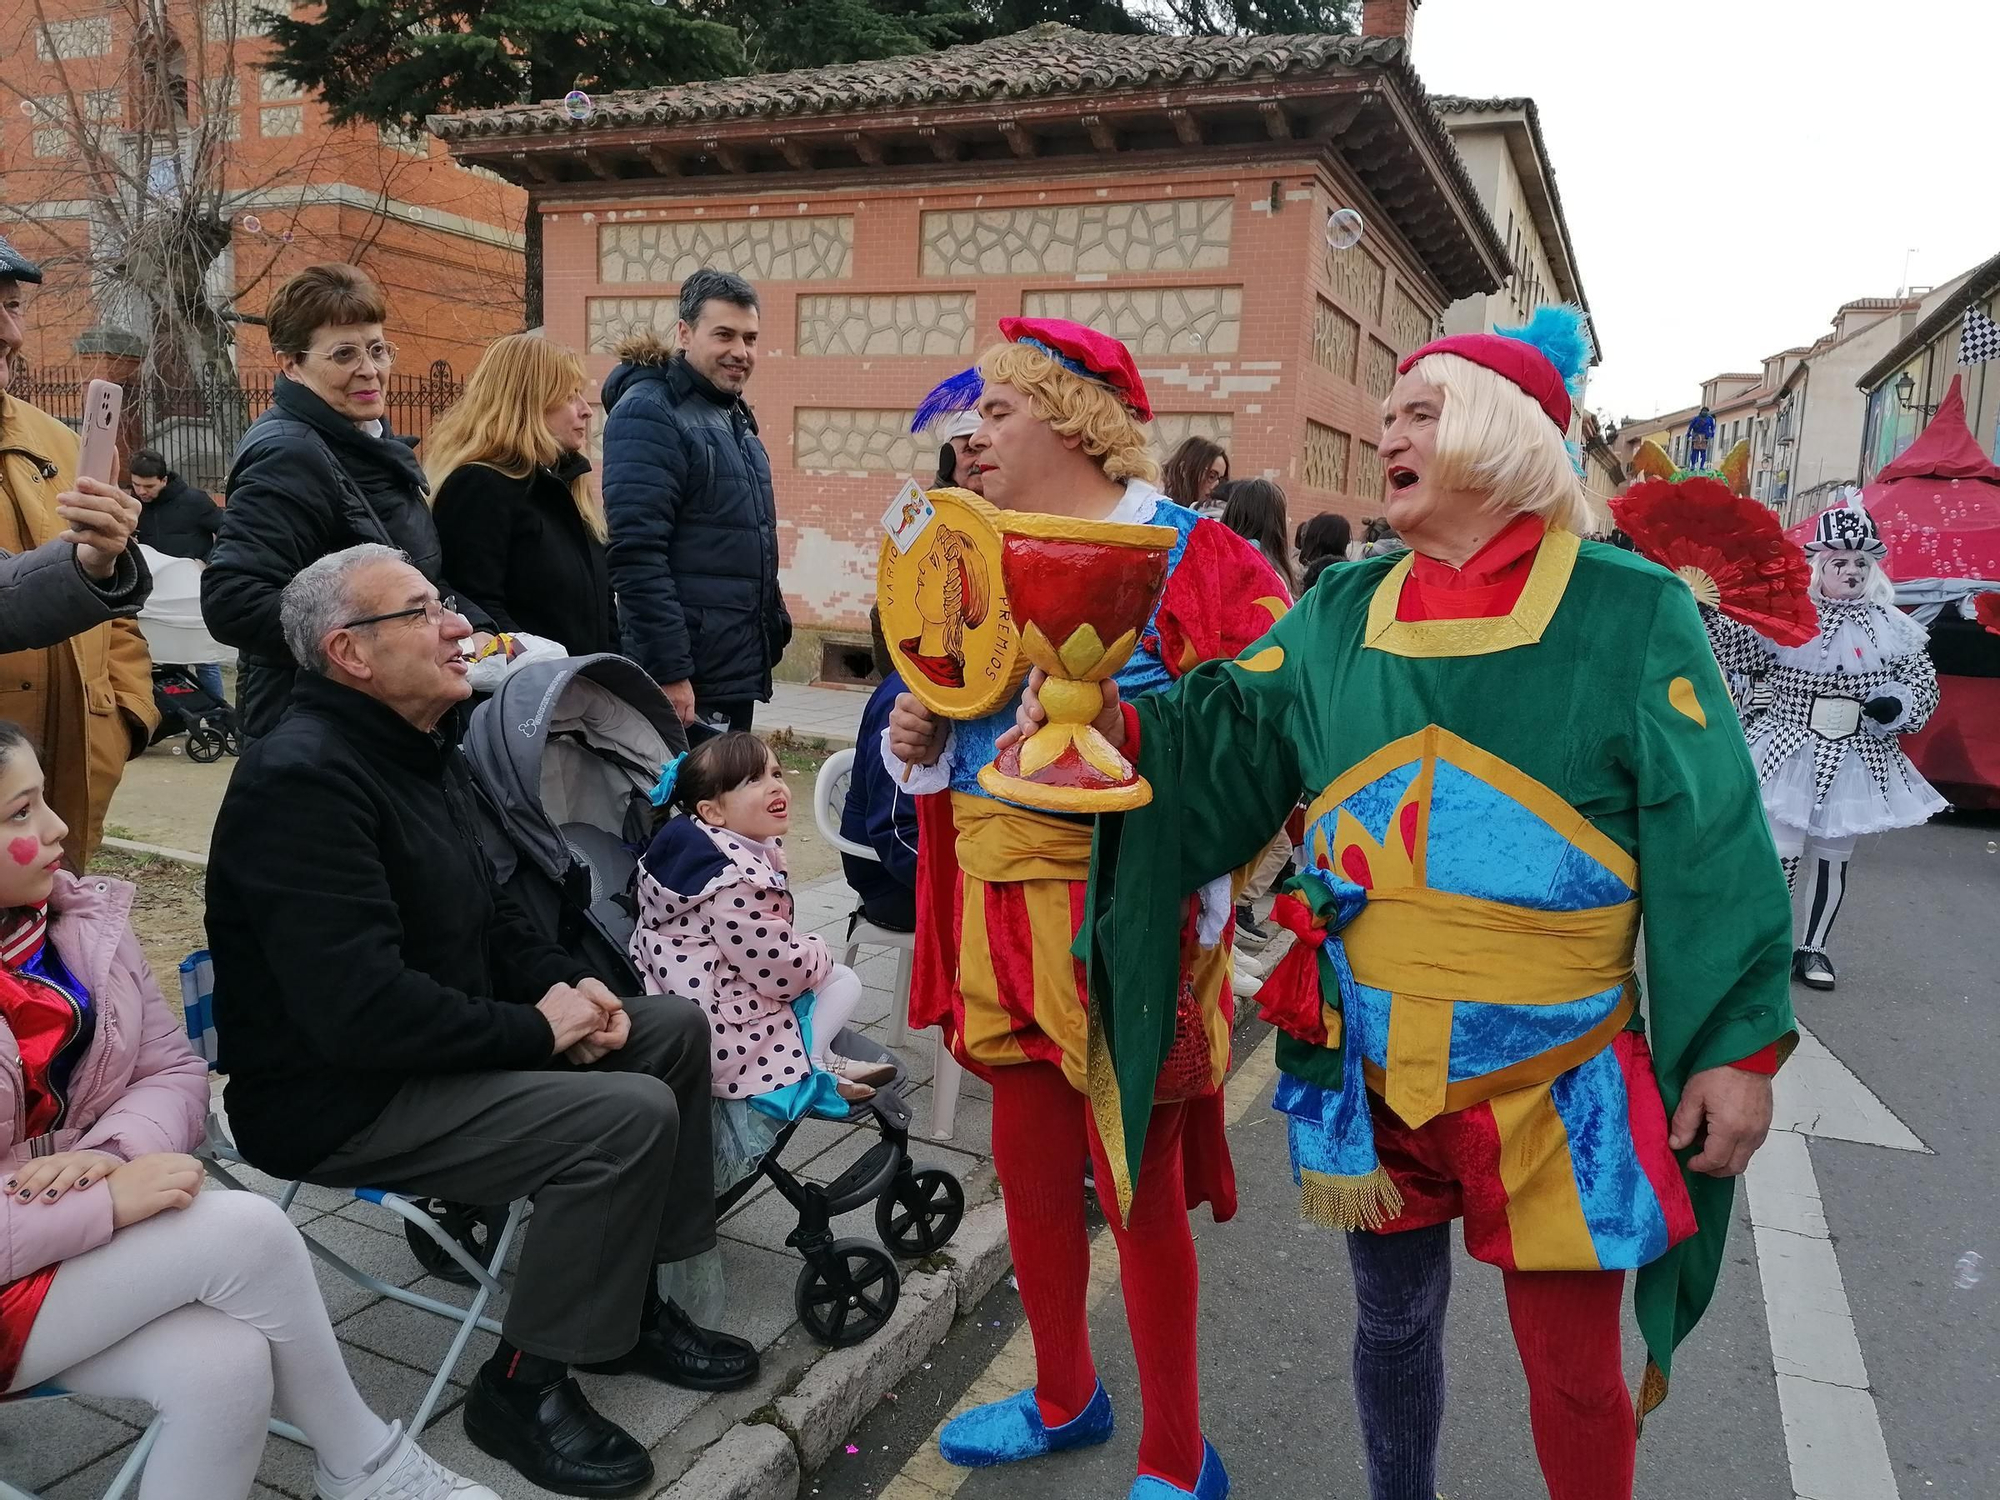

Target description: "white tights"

left=809, top=963, right=864, bottom=1063
left=9, top=1189, right=393, bottom=1500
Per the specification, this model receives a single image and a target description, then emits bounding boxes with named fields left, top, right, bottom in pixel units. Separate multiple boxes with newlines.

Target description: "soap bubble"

left=239, top=214, right=262, bottom=234
left=582, top=211, right=596, bottom=224
left=1955, top=1251, right=1984, bottom=1289
left=279, top=230, right=293, bottom=244
left=1987, top=841, right=1997, bottom=854
left=563, top=89, right=593, bottom=123
left=1326, top=207, right=1365, bottom=251
left=17, top=100, right=34, bottom=117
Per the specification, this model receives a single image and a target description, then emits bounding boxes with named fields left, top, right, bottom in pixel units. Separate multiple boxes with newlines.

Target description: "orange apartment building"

left=0, top=0, right=525, bottom=382
left=433, top=13, right=1509, bottom=658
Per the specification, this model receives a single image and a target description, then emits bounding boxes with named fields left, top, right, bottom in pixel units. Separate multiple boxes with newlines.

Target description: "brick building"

left=0, top=0, right=525, bottom=380
left=433, top=16, right=1508, bottom=663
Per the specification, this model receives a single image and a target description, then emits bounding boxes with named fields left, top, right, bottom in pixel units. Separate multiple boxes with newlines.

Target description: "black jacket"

left=601, top=346, right=790, bottom=701
left=134, top=473, right=222, bottom=562
left=432, top=453, right=619, bottom=657
left=203, top=377, right=489, bottom=739
left=206, top=672, right=586, bottom=1177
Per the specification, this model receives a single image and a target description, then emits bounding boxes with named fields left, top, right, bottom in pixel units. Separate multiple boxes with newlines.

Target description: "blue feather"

left=1497, top=305, right=1592, bottom=396
left=911, top=368, right=984, bottom=434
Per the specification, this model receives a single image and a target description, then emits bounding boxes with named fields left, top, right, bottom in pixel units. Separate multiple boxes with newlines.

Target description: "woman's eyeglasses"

left=304, top=340, right=399, bottom=371
left=341, top=595, right=462, bottom=631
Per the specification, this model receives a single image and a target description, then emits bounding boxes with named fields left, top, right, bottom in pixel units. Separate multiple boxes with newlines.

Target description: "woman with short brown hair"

left=202, top=264, right=491, bottom=738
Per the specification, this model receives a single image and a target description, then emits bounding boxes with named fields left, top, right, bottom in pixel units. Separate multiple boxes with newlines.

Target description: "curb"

left=102, top=835, right=209, bottom=866
left=677, top=1199, right=1015, bottom=1497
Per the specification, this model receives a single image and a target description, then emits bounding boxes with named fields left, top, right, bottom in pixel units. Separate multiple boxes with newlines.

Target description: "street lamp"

left=1894, top=372, right=1939, bottom=420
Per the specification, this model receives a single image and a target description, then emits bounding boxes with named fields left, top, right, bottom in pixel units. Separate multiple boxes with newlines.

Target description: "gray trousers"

left=311, top=993, right=716, bottom=1364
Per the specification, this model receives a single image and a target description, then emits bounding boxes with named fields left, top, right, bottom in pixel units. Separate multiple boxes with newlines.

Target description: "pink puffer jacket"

left=0, top=870, right=209, bottom=1283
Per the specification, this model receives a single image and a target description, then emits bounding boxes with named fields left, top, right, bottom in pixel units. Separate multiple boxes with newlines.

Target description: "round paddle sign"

left=876, top=486, right=1026, bottom=720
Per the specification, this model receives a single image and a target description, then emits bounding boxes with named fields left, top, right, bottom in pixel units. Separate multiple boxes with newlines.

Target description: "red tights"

left=988, top=1061, right=1205, bottom=1490
left=1503, top=1267, right=1636, bottom=1500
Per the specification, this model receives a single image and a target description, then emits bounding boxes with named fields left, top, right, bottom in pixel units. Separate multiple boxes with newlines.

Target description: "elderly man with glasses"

left=205, top=543, right=756, bottom=1496
left=203, top=263, right=495, bottom=742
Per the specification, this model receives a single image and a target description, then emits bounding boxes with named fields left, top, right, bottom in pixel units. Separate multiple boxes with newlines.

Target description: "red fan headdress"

left=1611, top=477, right=1819, bottom=648
left=1975, top=592, right=2000, bottom=638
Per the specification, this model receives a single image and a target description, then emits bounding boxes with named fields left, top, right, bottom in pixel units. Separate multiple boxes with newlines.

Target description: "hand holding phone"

left=61, top=382, right=140, bottom=580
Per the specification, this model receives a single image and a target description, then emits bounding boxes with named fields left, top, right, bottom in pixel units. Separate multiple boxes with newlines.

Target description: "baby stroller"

left=445, top=653, right=963, bottom=1348
left=136, top=545, right=240, bottom=762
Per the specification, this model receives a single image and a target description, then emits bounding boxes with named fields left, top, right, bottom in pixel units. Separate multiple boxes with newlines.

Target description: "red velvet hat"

left=1398, top=334, right=1571, bottom=432
left=997, top=316, right=1153, bottom=422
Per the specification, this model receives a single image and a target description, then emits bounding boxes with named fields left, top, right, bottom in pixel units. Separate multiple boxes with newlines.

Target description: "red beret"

left=997, top=316, right=1153, bottom=423
left=1399, top=334, right=1571, bottom=432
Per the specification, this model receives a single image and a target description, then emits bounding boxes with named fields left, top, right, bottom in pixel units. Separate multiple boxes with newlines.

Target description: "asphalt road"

left=811, top=810, right=1999, bottom=1500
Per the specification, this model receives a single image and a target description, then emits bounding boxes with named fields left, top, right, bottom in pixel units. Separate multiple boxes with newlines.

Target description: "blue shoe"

left=1127, top=1439, right=1229, bottom=1499
left=938, top=1381, right=1114, bottom=1468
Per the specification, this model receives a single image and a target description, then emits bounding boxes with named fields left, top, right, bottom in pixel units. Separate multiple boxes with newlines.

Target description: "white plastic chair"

left=0, top=1394, right=165, bottom=1500
left=812, top=748, right=964, bottom=1140
left=180, top=952, right=526, bottom=1440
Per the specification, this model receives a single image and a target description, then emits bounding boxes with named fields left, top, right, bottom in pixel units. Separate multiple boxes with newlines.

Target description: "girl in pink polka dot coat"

left=630, top=733, right=892, bottom=1115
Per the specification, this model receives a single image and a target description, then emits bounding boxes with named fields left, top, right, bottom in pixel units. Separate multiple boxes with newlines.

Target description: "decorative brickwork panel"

left=202, top=0, right=271, bottom=37
left=921, top=199, right=1233, bottom=278
left=1328, top=245, right=1385, bottom=322
left=796, top=409, right=922, bottom=475
left=1303, top=421, right=1350, bottom=492
left=1385, top=284, right=1434, bottom=357
left=1312, top=298, right=1359, bottom=382
left=599, top=216, right=852, bottom=285
left=585, top=297, right=678, bottom=354
left=1361, top=338, right=1397, bottom=401
left=1352, top=439, right=1385, bottom=502
left=36, top=16, right=112, bottom=59
left=1151, top=412, right=1234, bottom=456
left=260, top=104, right=304, bottom=138
left=1021, top=286, right=1240, bottom=356
left=796, top=293, right=975, bottom=357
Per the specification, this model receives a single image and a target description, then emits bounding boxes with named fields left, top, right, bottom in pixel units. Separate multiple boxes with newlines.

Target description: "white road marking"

left=878, top=1034, right=1280, bottom=1499
left=1744, top=1023, right=1926, bottom=1500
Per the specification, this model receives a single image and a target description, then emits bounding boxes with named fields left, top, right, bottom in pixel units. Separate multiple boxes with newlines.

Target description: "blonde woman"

left=901, top=525, right=990, bottom=689
left=430, top=335, right=618, bottom=656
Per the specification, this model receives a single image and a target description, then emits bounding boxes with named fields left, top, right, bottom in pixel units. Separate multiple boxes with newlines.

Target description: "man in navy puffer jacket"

left=602, top=268, right=791, bottom=735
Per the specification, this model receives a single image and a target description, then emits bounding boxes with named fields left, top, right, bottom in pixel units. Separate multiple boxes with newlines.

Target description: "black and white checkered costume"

left=1706, top=599, right=1944, bottom=838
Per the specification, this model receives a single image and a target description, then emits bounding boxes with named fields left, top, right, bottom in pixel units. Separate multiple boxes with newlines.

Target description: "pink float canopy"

left=1788, top=375, right=2000, bottom=581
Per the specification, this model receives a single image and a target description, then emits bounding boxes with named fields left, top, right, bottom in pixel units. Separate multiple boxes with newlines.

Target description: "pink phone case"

left=76, top=379, right=123, bottom=484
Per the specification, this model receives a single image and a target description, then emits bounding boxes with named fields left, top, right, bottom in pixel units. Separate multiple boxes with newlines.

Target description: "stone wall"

left=540, top=168, right=1453, bottom=640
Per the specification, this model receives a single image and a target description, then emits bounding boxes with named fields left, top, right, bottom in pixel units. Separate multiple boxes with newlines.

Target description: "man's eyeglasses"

left=341, top=595, right=462, bottom=631
left=303, top=340, right=399, bottom=371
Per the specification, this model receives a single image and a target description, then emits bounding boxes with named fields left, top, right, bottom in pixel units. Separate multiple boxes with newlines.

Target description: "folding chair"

left=181, top=951, right=527, bottom=1438
left=812, top=748, right=964, bottom=1140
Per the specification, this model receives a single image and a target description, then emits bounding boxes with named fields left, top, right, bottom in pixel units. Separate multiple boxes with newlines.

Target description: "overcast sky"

left=1406, top=0, right=1997, bottom=422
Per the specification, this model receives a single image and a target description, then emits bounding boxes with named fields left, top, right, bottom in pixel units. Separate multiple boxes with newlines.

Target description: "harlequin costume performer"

left=1082, top=308, right=1797, bottom=1500
left=1704, top=495, right=1944, bottom=990
left=886, top=318, right=1286, bottom=1499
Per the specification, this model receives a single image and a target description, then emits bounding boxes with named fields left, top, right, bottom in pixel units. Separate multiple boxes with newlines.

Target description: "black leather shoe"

left=462, top=1364, right=652, bottom=1497
left=580, top=1298, right=760, bottom=1391
left=1793, top=947, right=1836, bottom=990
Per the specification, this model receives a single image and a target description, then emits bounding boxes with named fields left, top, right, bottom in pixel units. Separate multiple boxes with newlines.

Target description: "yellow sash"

left=952, top=793, right=1093, bottom=884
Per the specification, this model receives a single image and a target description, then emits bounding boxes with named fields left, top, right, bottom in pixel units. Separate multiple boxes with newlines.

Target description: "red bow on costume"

left=1252, top=892, right=1335, bottom=1048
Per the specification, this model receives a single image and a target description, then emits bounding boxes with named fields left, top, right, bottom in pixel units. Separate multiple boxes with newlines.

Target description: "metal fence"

left=7, top=360, right=464, bottom=494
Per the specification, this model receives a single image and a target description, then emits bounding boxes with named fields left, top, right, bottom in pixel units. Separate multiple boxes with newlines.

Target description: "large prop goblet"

left=977, top=512, right=1176, bottom=813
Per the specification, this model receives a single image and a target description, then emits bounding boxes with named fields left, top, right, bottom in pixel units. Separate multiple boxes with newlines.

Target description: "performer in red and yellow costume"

left=887, top=318, right=1283, bottom=1500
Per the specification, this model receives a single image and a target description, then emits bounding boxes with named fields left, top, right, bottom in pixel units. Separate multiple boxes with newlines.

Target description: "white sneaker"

left=821, top=1052, right=897, bottom=1087
left=317, top=1424, right=502, bottom=1500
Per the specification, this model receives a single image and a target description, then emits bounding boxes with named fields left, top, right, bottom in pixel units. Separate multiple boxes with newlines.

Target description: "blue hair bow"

left=648, top=753, right=686, bottom=808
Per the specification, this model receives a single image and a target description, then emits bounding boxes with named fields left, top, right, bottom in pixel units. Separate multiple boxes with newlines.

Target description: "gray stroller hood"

left=462, top=653, right=687, bottom=887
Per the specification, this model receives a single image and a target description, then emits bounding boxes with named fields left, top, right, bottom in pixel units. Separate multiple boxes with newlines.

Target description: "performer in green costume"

left=1036, top=309, right=1796, bottom=1500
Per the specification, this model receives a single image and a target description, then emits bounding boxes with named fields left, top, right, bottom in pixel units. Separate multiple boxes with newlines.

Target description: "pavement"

left=809, top=811, right=2000, bottom=1500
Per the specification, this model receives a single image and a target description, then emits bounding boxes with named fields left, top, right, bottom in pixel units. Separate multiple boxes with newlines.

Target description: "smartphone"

left=75, top=379, right=123, bottom=485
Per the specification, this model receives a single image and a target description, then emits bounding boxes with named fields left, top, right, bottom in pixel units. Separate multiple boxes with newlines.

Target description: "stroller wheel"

left=402, top=1200, right=509, bottom=1286
left=875, top=1167, right=965, bottom=1258
left=223, top=726, right=244, bottom=756
left=795, top=1238, right=900, bottom=1347
left=186, top=727, right=226, bottom=764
